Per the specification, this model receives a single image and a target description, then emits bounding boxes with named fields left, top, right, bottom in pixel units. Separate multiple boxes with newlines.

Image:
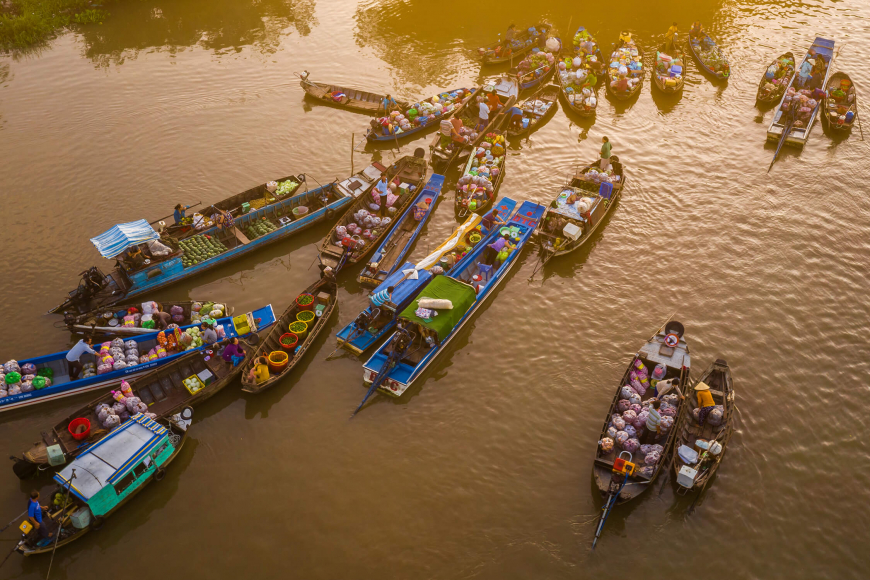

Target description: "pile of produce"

left=333, top=209, right=392, bottom=251
left=244, top=218, right=278, bottom=240
left=180, top=235, right=227, bottom=268
left=782, top=87, right=821, bottom=128
left=478, top=26, right=545, bottom=59
left=456, top=133, right=505, bottom=213
left=374, top=89, right=472, bottom=136
left=609, top=43, right=643, bottom=92
left=93, top=381, right=156, bottom=431
left=189, top=302, right=226, bottom=324
left=758, top=56, right=795, bottom=101
left=0, top=360, right=50, bottom=398
left=276, top=179, right=300, bottom=196
left=183, top=376, right=204, bottom=394
left=580, top=167, right=622, bottom=185
left=690, top=36, right=729, bottom=75
left=655, top=50, right=684, bottom=87
left=692, top=404, right=726, bottom=426
left=826, top=77, right=857, bottom=127
left=518, top=49, right=555, bottom=84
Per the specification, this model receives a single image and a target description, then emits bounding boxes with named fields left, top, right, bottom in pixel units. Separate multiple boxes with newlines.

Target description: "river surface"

left=1, top=0, right=868, bottom=578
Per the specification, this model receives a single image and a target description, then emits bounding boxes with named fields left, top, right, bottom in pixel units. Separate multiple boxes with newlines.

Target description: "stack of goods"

left=275, top=179, right=299, bottom=196
left=827, top=77, right=857, bottom=127
left=328, top=90, right=347, bottom=103
left=759, top=56, right=795, bottom=101
left=191, top=213, right=214, bottom=230
left=333, top=209, right=392, bottom=251
left=580, top=167, right=621, bottom=185
left=559, top=53, right=598, bottom=108
left=244, top=218, right=278, bottom=241
left=456, top=133, right=504, bottom=213
left=94, top=380, right=155, bottom=431
left=180, top=234, right=228, bottom=268
left=782, top=87, right=820, bottom=128
left=690, top=36, right=729, bottom=75
left=521, top=97, right=554, bottom=120
left=478, top=26, right=544, bottom=59
left=692, top=404, right=725, bottom=426
left=374, top=90, right=471, bottom=136
left=189, top=302, right=225, bottom=325
left=609, top=42, right=643, bottom=92
left=95, top=338, right=147, bottom=373
left=655, top=51, right=684, bottom=87
left=518, top=49, right=555, bottom=84
left=1, top=360, right=35, bottom=397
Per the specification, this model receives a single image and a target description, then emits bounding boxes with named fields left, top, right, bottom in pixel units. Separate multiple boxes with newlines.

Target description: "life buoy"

left=664, top=333, right=680, bottom=348
left=154, top=468, right=166, bottom=482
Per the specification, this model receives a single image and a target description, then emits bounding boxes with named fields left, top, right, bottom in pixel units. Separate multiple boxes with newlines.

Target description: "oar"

left=856, top=106, right=865, bottom=141
left=46, top=469, right=76, bottom=580
left=768, top=108, right=795, bottom=173
left=0, top=511, right=27, bottom=535
left=149, top=201, right=203, bottom=226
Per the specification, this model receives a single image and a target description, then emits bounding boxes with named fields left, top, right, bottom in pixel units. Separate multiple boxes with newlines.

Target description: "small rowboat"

left=455, top=130, right=507, bottom=218
left=479, top=23, right=550, bottom=65
left=756, top=52, right=795, bottom=105
left=241, top=277, right=338, bottom=394
left=365, top=88, right=475, bottom=143
left=298, top=71, right=407, bottom=115
left=653, top=41, right=686, bottom=93
left=358, top=174, right=445, bottom=288
left=557, top=26, right=604, bottom=118
left=318, top=154, right=428, bottom=273
left=535, top=158, right=626, bottom=266
left=823, top=72, right=858, bottom=133
left=605, top=36, right=645, bottom=100
left=672, top=359, right=735, bottom=502
left=507, top=84, right=559, bottom=138
left=15, top=413, right=189, bottom=555
left=517, top=36, right=561, bottom=92
left=687, top=32, right=730, bottom=80
left=66, top=300, right=234, bottom=337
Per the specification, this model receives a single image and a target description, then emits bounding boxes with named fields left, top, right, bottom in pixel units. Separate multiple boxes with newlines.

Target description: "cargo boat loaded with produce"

left=50, top=165, right=387, bottom=316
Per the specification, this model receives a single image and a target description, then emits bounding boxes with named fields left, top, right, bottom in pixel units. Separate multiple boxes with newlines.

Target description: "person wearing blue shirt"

left=375, top=176, right=390, bottom=216
left=174, top=204, right=191, bottom=224
left=370, top=286, right=395, bottom=308
left=797, top=58, right=813, bottom=87
left=381, top=94, right=398, bottom=113
left=28, top=490, right=52, bottom=540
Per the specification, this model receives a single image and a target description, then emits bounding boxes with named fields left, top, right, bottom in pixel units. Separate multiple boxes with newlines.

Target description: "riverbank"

left=0, top=0, right=110, bottom=51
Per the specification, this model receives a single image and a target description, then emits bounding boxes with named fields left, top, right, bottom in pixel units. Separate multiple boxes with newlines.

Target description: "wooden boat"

left=517, top=36, right=561, bottom=92
left=673, top=359, right=735, bottom=498
left=605, top=36, right=645, bottom=100
left=365, top=88, right=474, bottom=143
left=592, top=320, right=691, bottom=507
left=50, top=164, right=387, bottom=316
left=455, top=129, right=507, bottom=218
left=823, top=72, right=858, bottom=133
left=479, top=23, right=550, bottom=65
left=66, top=299, right=234, bottom=337
left=766, top=37, right=835, bottom=148
left=15, top=414, right=189, bottom=555
left=299, top=71, right=407, bottom=115
left=429, top=77, right=518, bottom=171
left=557, top=26, right=604, bottom=118
left=535, top=157, right=626, bottom=265
left=361, top=199, right=545, bottom=401
left=687, top=32, right=730, bottom=80
left=0, top=305, right=274, bottom=417
left=11, top=308, right=273, bottom=477
left=317, top=154, right=428, bottom=273
left=507, top=84, right=559, bottom=138
left=652, top=41, right=686, bottom=93
left=337, top=209, right=504, bottom=355
left=358, top=175, right=445, bottom=287
left=756, top=52, right=795, bottom=104
left=241, top=277, right=338, bottom=394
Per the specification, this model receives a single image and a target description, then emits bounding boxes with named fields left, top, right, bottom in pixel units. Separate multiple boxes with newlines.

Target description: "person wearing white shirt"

left=477, top=99, right=490, bottom=131
left=66, top=338, right=96, bottom=381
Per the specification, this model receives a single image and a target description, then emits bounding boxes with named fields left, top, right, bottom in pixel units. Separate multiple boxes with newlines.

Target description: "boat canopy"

left=90, top=220, right=160, bottom=259
left=398, top=276, right=476, bottom=342
left=54, top=414, right=168, bottom=502
left=375, top=263, right=433, bottom=306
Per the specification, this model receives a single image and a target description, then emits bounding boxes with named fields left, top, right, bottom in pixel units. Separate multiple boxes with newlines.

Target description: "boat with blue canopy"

left=0, top=305, right=274, bottom=414
left=15, top=412, right=190, bottom=555
left=50, top=164, right=387, bottom=316
left=359, top=199, right=544, bottom=404
left=357, top=174, right=445, bottom=287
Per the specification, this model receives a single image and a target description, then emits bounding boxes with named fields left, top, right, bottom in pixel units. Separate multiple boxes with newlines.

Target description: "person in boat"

left=370, top=286, right=395, bottom=308
left=617, top=31, right=632, bottom=48
left=653, top=377, right=683, bottom=400
left=640, top=399, right=662, bottom=444
left=501, top=24, right=516, bottom=54
left=121, top=246, right=146, bottom=271
left=485, top=88, right=502, bottom=116
left=611, top=72, right=629, bottom=93
left=174, top=204, right=191, bottom=224
left=66, top=337, right=96, bottom=381
left=665, top=22, right=679, bottom=53
left=476, top=97, right=490, bottom=131
left=154, top=306, right=173, bottom=330
left=610, top=156, right=624, bottom=182
left=221, top=337, right=246, bottom=366
left=508, top=106, right=523, bottom=131
left=27, top=490, right=53, bottom=541
left=482, top=233, right=511, bottom=266
left=796, top=57, right=813, bottom=88
left=481, top=208, right=507, bottom=232
left=808, top=69, right=824, bottom=90
left=695, top=381, right=716, bottom=426
left=381, top=94, right=398, bottom=114
left=689, top=21, right=703, bottom=39
left=201, top=321, right=218, bottom=346
left=375, top=175, right=390, bottom=217
left=599, top=136, right=612, bottom=171
left=321, top=265, right=338, bottom=292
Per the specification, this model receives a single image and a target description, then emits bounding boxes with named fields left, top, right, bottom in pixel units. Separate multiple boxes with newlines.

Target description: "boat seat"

left=233, top=227, right=251, bottom=245
left=477, top=263, right=494, bottom=281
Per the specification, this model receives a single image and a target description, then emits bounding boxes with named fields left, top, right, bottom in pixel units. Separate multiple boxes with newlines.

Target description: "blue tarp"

left=374, top=262, right=433, bottom=308
left=90, top=220, right=159, bottom=258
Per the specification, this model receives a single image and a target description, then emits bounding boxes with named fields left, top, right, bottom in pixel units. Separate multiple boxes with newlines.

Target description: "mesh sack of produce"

left=706, top=405, right=725, bottom=426
left=662, top=393, right=679, bottom=406
left=615, top=431, right=629, bottom=447
left=113, top=360, right=128, bottom=371
left=133, top=401, right=148, bottom=414
left=120, top=380, right=133, bottom=398
left=144, top=412, right=158, bottom=419
left=617, top=399, right=631, bottom=412
left=640, top=444, right=663, bottom=456
left=192, top=302, right=203, bottom=312
left=23, top=374, right=35, bottom=382
left=125, top=396, right=142, bottom=412
left=629, top=403, right=642, bottom=415
left=629, top=393, right=641, bottom=405
left=619, top=386, right=634, bottom=400
left=102, top=414, right=121, bottom=429
left=636, top=465, right=656, bottom=478
left=110, top=347, right=124, bottom=359
left=4, top=361, right=20, bottom=374
left=96, top=402, right=111, bottom=415
left=606, top=426, right=618, bottom=439
left=599, top=438, right=614, bottom=453
left=8, top=385, right=21, bottom=395
left=660, top=402, right=677, bottom=417
left=630, top=378, right=646, bottom=396
left=112, top=401, right=126, bottom=414
left=659, top=416, right=674, bottom=432
left=20, top=363, right=36, bottom=375
left=622, top=409, right=638, bottom=424
left=623, top=438, right=640, bottom=453
left=634, top=411, right=649, bottom=430
left=0, top=390, right=7, bottom=398
left=610, top=414, right=626, bottom=431
left=5, top=372, right=21, bottom=385
left=111, top=338, right=125, bottom=349
left=624, top=425, right=637, bottom=439
left=644, top=450, right=662, bottom=465
left=139, top=355, right=150, bottom=364
left=20, top=381, right=33, bottom=393
left=97, top=408, right=110, bottom=423
left=170, top=305, right=184, bottom=316
left=124, top=340, right=137, bottom=350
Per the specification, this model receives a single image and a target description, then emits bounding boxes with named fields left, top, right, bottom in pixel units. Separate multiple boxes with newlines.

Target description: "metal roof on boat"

left=90, top=220, right=160, bottom=258
left=374, top=263, right=433, bottom=307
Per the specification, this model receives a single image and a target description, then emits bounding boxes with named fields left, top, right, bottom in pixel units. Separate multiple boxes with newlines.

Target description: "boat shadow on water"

left=650, top=81, right=686, bottom=115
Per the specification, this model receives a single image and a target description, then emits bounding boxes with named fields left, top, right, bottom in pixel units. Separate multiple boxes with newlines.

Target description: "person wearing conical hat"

left=695, top=381, right=716, bottom=426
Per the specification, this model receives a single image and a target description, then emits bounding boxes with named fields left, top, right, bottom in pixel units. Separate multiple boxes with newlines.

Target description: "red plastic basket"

left=68, top=417, right=91, bottom=441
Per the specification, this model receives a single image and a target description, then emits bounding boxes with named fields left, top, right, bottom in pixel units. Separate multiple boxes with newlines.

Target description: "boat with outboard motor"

left=299, top=71, right=407, bottom=115
left=65, top=299, right=233, bottom=337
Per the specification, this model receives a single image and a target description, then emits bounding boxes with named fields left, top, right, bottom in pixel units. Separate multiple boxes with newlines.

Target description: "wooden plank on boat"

left=233, top=226, right=251, bottom=245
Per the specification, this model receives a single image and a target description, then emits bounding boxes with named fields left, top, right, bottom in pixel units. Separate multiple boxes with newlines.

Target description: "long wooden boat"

left=535, top=158, right=626, bottom=264
left=508, top=84, right=559, bottom=138
left=606, top=36, right=645, bottom=100
left=358, top=174, right=445, bottom=287
left=66, top=299, right=234, bottom=337
left=318, top=154, right=428, bottom=273
left=366, top=88, right=474, bottom=143
left=673, top=359, right=735, bottom=498
left=299, top=72, right=407, bottom=115
left=557, top=26, right=603, bottom=118
left=361, top=199, right=545, bottom=400
left=517, top=36, right=561, bottom=92
left=652, top=41, right=686, bottom=93
left=823, top=72, right=858, bottom=133
left=479, top=23, right=550, bottom=65
left=454, top=130, right=507, bottom=218
left=756, top=52, right=795, bottom=104
left=241, top=277, right=338, bottom=394
left=766, top=36, right=835, bottom=148
left=687, top=32, right=730, bottom=80
left=337, top=208, right=505, bottom=355
left=16, top=413, right=189, bottom=555
left=429, top=77, right=518, bottom=172
left=50, top=165, right=387, bottom=316
left=592, top=320, right=691, bottom=507
left=0, top=305, right=274, bottom=416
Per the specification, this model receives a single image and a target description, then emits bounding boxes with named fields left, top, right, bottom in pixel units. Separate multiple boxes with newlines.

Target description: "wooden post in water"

left=351, top=133, right=354, bottom=175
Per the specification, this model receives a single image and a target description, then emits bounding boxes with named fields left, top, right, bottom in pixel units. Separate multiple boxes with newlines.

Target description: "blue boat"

left=0, top=305, right=275, bottom=414
left=365, top=89, right=474, bottom=143
left=360, top=199, right=545, bottom=400
left=51, top=164, right=387, bottom=316
left=357, top=174, right=445, bottom=287
left=339, top=198, right=518, bottom=356
left=16, top=413, right=189, bottom=555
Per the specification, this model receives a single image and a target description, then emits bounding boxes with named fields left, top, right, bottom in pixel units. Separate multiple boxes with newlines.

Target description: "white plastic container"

left=563, top=223, right=582, bottom=241
left=677, top=465, right=698, bottom=489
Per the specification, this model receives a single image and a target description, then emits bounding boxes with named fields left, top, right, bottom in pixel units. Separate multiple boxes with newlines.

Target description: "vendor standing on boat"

left=481, top=208, right=507, bottom=232
left=476, top=97, right=490, bottom=131
left=665, top=22, right=679, bottom=53
left=501, top=24, right=516, bottom=54
left=66, top=337, right=96, bottom=381
left=485, top=87, right=502, bottom=117
left=599, top=136, right=612, bottom=171
left=617, top=31, right=632, bottom=49
left=381, top=94, right=399, bottom=114
left=689, top=21, right=703, bottom=39
left=695, top=381, right=716, bottom=426
left=27, top=491, right=53, bottom=541
left=174, top=204, right=191, bottom=224
left=375, top=175, right=390, bottom=217
left=796, top=57, right=813, bottom=87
